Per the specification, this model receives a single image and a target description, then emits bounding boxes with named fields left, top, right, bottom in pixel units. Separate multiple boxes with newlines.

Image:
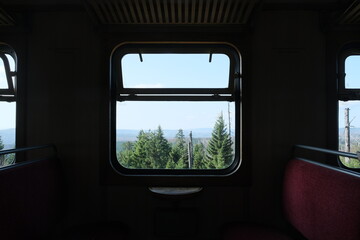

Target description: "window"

left=0, top=44, right=17, bottom=167
left=338, top=50, right=360, bottom=169
left=110, top=43, right=241, bottom=175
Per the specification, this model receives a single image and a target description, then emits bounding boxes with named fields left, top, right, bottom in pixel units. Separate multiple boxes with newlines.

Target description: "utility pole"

left=345, top=108, right=350, bottom=164
left=228, top=102, right=231, bottom=136
left=188, top=131, right=193, bottom=169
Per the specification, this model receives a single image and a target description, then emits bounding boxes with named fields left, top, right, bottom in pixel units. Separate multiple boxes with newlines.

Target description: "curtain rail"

left=295, top=144, right=357, bottom=159
left=0, top=144, right=57, bottom=156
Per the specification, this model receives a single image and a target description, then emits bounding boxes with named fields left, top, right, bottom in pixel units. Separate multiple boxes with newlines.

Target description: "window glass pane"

left=116, top=101, right=235, bottom=169
left=121, top=54, right=230, bottom=88
left=5, top=54, right=15, bottom=72
left=338, top=100, right=360, bottom=168
left=0, top=54, right=15, bottom=90
left=345, top=55, right=360, bottom=89
left=0, top=101, right=16, bottom=167
left=0, top=58, right=6, bottom=89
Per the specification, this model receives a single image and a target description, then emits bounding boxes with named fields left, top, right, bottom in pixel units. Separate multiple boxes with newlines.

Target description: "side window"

left=110, top=43, right=241, bottom=175
left=338, top=51, right=360, bottom=169
left=0, top=44, right=16, bottom=167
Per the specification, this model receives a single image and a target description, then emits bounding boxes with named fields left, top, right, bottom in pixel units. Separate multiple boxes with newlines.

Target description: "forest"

left=338, top=138, right=360, bottom=168
left=0, top=137, right=15, bottom=167
left=117, top=114, right=234, bottom=169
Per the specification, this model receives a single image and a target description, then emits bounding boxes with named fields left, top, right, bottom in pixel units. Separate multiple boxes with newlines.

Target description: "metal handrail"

left=294, top=145, right=358, bottom=159
left=0, top=144, right=57, bottom=156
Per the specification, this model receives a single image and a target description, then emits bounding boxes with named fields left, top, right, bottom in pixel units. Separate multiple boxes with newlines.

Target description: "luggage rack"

left=0, top=144, right=57, bottom=168
left=294, top=144, right=360, bottom=174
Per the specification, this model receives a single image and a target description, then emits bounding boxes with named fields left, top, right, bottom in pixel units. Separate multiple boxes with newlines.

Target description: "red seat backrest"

left=0, top=158, right=63, bottom=239
left=283, top=158, right=360, bottom=240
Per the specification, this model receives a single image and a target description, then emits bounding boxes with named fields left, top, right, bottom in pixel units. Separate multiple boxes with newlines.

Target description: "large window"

left=110, top=43, right=241, bottom=175
left=338, top=50, right=360, bottom=169
left=0, top=44, right=17, bottom=167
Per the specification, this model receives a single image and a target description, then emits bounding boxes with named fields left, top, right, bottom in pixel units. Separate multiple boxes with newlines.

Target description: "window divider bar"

left=0, top=54, right=15, bottom=94
left=117, top=95, right=234, bottom=101
left=0, top=96, right=16, bottom=102
left=118, top=88, right=233, bottom=95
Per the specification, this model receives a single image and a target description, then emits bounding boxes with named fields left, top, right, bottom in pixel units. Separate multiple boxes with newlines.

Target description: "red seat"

left=223, top=158, right=360, bottom=240
left=283, top=159, right=360, bottom=240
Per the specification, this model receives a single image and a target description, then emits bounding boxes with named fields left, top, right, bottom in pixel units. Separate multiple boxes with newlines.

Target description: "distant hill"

left=339, top=128, right=360, bottom=136
left=116, top=128, right=234, bottom=141
left=0, top=128, right=15, bottom=149
left=0, top=127, right=232, bottom=147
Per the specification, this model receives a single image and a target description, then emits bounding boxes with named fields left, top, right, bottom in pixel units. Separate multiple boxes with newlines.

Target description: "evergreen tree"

left=4, top=154, right=15, bottom=166
left=0, top=136, right=3, bottom=150
left=205, top=114, right=233, bottom=169
left=118, top=141, right=135, bottom=168
left=175, top=157, right=187, bottom=169
left=0, top=136, right=5, bottom=166
left=170, top=129, right=188, bottom=169
left=193, top=142, right=206, bottom=169
left=0, top=137, right=4, bottom=166
left=0, top=137, right=15, bottom=166
left=165, top=158, right=176, bottom=169
left=147, top=126, right=171, bottom=168
left=133, top=130, right=152, bottom=168
left=119, top=127, right=172, bottom=169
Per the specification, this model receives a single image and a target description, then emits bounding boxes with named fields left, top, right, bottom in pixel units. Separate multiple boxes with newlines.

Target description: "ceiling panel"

left=85, top=0, right=260, bottom=25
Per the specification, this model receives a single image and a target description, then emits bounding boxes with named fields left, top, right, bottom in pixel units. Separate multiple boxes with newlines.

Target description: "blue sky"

left=339, top=101, right=360, bottom=128
left=0, top=54, right=16, bottom=131
left=117, top=53, right=235, bottom=131
left=339, top=56, right=360, bottom=128
left=345, top=56, right=360, bottom=88
left=117, top=101, right=235, bottom=130
left=0, top=102, right=15, bottom=130
left=2, top=53, right=360, bottom=131
left=122, top=53, right=229, bottom=88
left=1, top=53, right=235, bottom=133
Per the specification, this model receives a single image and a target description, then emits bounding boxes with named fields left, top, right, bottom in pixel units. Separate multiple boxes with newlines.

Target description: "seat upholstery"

left=283, top=159, right=360, bottom=240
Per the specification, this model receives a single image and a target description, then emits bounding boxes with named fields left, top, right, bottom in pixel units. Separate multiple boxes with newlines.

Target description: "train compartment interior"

left=0, top=0, right=360, bottom=239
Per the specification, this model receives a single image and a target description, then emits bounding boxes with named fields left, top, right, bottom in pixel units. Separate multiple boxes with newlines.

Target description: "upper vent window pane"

left=345, top=55, right=360, bottom=89
left=0, top=53, right=15, bottom=90
left=0, top=58, right=7, bottom=89
left=121, top=53, right=230, bottom=89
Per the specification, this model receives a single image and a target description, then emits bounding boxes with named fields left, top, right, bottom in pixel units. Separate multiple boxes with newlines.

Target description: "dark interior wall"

left=17, top=6, right=328, bottom=240
left=26, top=10, right=106, bottom=226
left=249, top=10, right=327, bottom=225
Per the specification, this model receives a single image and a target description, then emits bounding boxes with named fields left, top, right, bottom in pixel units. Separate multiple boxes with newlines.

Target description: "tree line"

left=117, top=114, right=233, bottom=169
left=0, top=136, right=15, bottom=167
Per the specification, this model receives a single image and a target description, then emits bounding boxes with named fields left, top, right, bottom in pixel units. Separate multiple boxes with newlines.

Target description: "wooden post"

left=188, top=131, right=193, bottom=169
left=228, top=102, right=231, bottom=136
left=344, top=108, right=350, bottom=164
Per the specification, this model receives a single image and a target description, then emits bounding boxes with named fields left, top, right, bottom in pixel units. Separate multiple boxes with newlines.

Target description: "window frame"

left=110, top=42, right=242, bottom=176
left=0, top=43, right=17, bottom=167
left=337, top=45, right=360, bottom=171
left=0, top=44, right=17, bottom=102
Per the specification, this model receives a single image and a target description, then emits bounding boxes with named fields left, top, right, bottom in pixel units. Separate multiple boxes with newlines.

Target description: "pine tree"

left=205, top=114, right=233, bottom=169
left=0, top=137, right=15, bottom=166
left=165, top=158, right=176, bottom=169
left=193, top=142, right=206, bottom=169
left=118, top=141, right=135, bottom=168
left=147, top=126, right=171, bottom=168
left=0, top=136, right=4, bottom=166
left=132, top=130, right=152, bottom=168
left=170, top=129, right=188, bottom=169
left=0, top=136, right=3, bottom=150
left=175, top=157, right=187, bottom=169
